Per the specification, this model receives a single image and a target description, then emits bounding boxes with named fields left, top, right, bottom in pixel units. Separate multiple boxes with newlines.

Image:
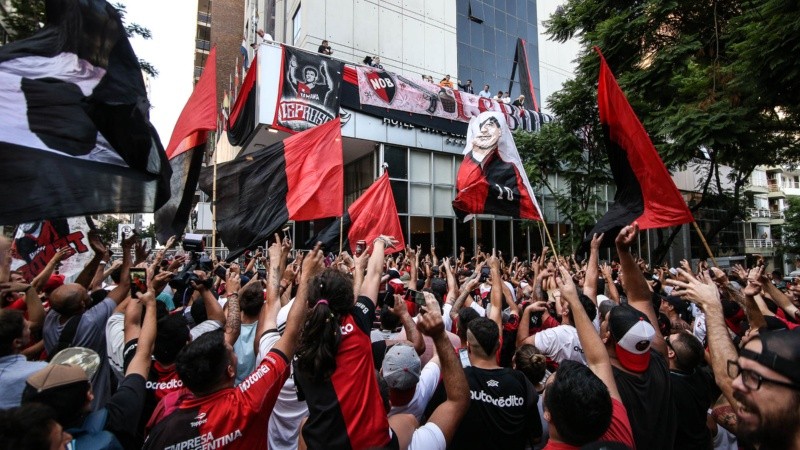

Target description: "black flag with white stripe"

left=0, top=0, right=171, bottom=225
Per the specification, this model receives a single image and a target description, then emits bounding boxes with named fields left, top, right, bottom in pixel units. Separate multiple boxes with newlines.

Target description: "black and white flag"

left=0, top=0, right=171, bottom=225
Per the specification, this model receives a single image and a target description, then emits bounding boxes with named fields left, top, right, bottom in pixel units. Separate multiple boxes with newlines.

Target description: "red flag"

left=587, top=48, right=693, bottom=243
left=198, top=118, right=344, bottom=260
left=228, top=55, right=257, bottom=146
left=310, top=171, right=405, bottom=254
left=154, top=46, right=217, bottom=243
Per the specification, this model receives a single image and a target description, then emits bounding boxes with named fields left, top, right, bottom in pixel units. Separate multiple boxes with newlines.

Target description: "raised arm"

left=668, top=269, right=738, bottom=407
left=74, top=230, right=107, bottom=289
left=352, top=250, right=369, bottom=301
left=31, top=247, right=72, bottom=292
left=487, top=250, right=503, bottom=331
left=106, top=233, right=135, bottom=305
left=360, top=236, right=398, bottom=305
left=125, top=290, right=158, bottom=378
left=600, top=263, right=620, bottom=304
left=271, top=244, right=324, bottom=359
left=417, top=293, right=469, bottom=445
left=191, top=272, right=225, bottom=324
left=557, top=265, right=620, bottom=401
left=385, top=294, right=426, bottom=355
left=0, top=282, right=44, bottom=330
left=223, top=272, right=242, bottom=346
left=255, top=238, right=284, bottom=353
left=0, top=237, right=10, bottom=283
left=583, top=233, right=603, bottom=302
left=615, top=223, right=666, bottom=355
left=517, top=301, right=548, bottom=349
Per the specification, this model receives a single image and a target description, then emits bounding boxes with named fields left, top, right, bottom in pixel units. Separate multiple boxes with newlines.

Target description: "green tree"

left=97, top=217, right=122, bottom=246
left=784, top=197, right=800, bottom=256
left=5, top=0, right=158, bottom=77
left=536, top=0, right=800, bottom=262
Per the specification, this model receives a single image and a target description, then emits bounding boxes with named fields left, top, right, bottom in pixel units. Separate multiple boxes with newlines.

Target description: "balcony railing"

left=745, top=239, right=781, bottom=248
left=748, top=208, right=771, bottom=218
left=784, top=180, right=800, bottom=190
left=770, top=210, right=785, bottom=219
left=198, top=12, right=211, bottom=25
left=195, top=39, right=211, bottom=51
left=768, top=182, right=783, bottom=192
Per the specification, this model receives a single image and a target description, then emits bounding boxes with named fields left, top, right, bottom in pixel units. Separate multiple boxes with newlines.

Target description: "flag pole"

left=338, top=217, right=343, bottom=254
left=691, top=221, right=718, bottom=267
left=541, top=220, right=559, bottom=261
left=211, top=136, right=218, bottom=260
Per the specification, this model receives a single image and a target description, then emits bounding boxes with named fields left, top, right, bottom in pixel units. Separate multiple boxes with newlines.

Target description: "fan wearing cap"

left=22, top=287, right=158, bottom=449
left=669, top=267, right=800, bottom=450
left=660, top=295, right=692, bottom=333
left=600, top=223, right=676, bottom=450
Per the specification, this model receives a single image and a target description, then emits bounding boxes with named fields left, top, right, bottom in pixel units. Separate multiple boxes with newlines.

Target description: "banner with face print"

left=10, top=217, right=95, bottom=281
left=275, top=46, right=345, bottom=133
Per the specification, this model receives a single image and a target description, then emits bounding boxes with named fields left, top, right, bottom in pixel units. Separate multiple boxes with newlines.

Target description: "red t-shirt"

left=143, top=349, right=289, bottom=449
left=295, top=296, right=391, bottom=450
left=542, top=398, right=635, bottom=449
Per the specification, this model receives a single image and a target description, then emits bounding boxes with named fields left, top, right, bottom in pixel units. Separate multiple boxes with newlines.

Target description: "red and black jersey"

left=142, top=349, right=289, bottom=450
left=453, top=150, right=538, bottom=220
left=295, top=296, right=390, bottom=450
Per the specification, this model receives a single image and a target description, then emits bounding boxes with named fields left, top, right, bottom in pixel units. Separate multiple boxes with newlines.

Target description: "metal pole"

left=211, top=138, right=218, bottom=260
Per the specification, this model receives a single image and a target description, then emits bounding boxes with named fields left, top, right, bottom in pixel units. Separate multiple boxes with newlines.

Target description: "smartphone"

left=257, top=268, right=267, bottom=279
left=479, top=267, right=490, bottom=283
left=130, top=268, right=147, bottom=297
left=407, top=289, right=426, bottom=306
left=213, top=265, right=227, bottom=280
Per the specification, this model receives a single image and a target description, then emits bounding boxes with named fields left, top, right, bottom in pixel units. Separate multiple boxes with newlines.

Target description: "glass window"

left=477, top=219, right=493, bottom=252
left=409, top=151, right=431, bottom=182
left=391, top=180, right=408, bottom=214
left=495, top=220, right=511, bottom=258
left=384, top=145, right=408, bottom=179
left=433, top=218, right=454, bottom=257
left=434, top=186, right=453, bottom=217
left=433, top=155, right=453, bottom=185
left=456, top=218, right=475, bottom=259
left=292, top=5, right=301, bottom=45
left=409, top=217, right=431, bottom=250
left=410, top=184, right=432, bottom=215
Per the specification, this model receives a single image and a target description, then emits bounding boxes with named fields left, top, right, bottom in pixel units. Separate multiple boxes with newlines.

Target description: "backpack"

left=66, top=408, right=123, bottom=450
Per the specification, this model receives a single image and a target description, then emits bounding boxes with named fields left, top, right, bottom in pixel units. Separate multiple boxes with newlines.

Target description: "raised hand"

left=417, top=292, right=444, bottom=336
left=88, top=229, right=107, bottom=255
left=666, top=269, right=720, bottom=311
left=150, top=271, right=174, bottom=294
left=225, top=272, right=241, bottom=296
left=614, top=222, right=639, bottom=249
left=301, top=243, right=325, bottom=281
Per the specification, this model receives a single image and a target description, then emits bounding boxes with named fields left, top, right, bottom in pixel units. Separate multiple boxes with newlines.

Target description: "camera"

left=183, top=233, right=206, bottom=252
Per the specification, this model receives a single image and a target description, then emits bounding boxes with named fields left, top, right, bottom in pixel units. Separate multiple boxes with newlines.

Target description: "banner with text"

left=354, top=66, right=553, bottom=133
left=10, top=217, right=94, bottom=281
left=275, top=46, right=345, bottom=133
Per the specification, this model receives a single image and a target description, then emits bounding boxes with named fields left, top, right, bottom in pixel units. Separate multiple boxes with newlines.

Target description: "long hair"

left=295, top=268, right=354, bottom=381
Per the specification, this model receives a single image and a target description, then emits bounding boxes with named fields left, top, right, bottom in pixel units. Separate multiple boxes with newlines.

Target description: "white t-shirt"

left=261, top=299, right=310, bottom=450
left=408, top=422, right=446, bottom=450
left=189, top=319, right=223, bottom=341
left=533, top=325, right=587, bottom=365
left=105, top=312, right=125, bottom=382
left=389, top=360, right=441, bottom=422
left=370, top=328, right=401, bottom=343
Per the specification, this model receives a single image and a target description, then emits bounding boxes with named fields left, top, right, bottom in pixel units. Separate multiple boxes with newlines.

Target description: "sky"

left=120, top=0, right=197, bottom=144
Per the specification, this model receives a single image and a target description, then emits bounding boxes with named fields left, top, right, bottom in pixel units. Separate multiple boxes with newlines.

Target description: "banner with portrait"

left=274, top=46, right=345, bottom=133
left=353, top=66, right=553, bottom=133
left=10, top=217, right=95, bottom=281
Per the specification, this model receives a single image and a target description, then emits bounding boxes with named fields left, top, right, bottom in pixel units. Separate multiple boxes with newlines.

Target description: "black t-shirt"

left=427, top=366, right=541, bottom=450
left=670, top=366, right=718, bottom=450
left=613, top=350, right=677, bottom=450
left=105, top=374, right=147, bottom=450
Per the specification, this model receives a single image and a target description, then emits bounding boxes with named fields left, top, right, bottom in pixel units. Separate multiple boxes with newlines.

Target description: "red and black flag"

left=199, top=118, right=343, bottom=260
left=227, top=55, right=257, bottom=146
left=512, top=38, right=539, bottom=112
left=453, top=111, right=543, bottom=222
left=154, top=47, right=217, bottom=244
left=587, top=49, right=693, bottom=244
left=0, top=0, right=170, bottom=225
left=309, top=171, right=405, bottom=254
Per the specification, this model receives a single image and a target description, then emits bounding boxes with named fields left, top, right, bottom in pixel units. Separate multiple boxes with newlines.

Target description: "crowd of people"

left=1, top=221, right=799, bottom=449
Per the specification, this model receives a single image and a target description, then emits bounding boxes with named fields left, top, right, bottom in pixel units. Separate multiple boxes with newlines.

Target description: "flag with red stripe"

left=309, top=171, right=404, bottom=254
left=586, top=49, right=693, bottom=245
left=228, top=55, right=257, bottom=146
left=199, top=118, right=343, bottom=260
left=154, top=47, right=217, bottom=244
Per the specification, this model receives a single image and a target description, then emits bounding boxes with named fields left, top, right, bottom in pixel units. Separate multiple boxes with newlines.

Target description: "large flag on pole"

left=0, top=0, right=170, bottom=225
left=227, top=55, right=257, bottom=146
left=586, top=49, right=693, bottom=244
left=453, top=111, right=543, bottom=222
left=199, top=118, right=344, bottom=260
left=154, top=47, right=217, bottom=244
left=309, top=170, right=405, bottom=255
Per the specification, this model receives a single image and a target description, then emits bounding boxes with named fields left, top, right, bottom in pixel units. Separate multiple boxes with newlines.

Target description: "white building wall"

left=536, top=1, right=580, bottom=115
left=279, top=0, right=457, bottom=81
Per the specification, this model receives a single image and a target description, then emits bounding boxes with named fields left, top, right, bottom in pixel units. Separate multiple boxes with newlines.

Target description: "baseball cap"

left=609, top=304, right=656, bottom=373
left=26, top=347, right=100, bottom=394
left=382, top=343, right=421, bottom=404
left=662, top=295, right=686, bottom=311
left=42, top=274, right=65, bottom=294
left=479, top=284, right=491, bottom=299
left=741, top=329, right=800, bottom=386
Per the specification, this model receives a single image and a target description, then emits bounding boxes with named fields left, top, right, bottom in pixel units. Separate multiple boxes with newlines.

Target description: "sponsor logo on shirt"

left=190, top=413, right=207, bottom=428
left=470, top=390, right=525, bottom=408
left=164, top=430, right=243, bottom=450
left=239, top=364, right=271, bottom=393
left=573, top=345, right=585, bottom=353
left=340, top=322, right=355, bottom=335
left=356, top=302, right=369, bottom=316
left=146, top=379, right=183, bottom=391
left=486, top=380, right=499, bottom=387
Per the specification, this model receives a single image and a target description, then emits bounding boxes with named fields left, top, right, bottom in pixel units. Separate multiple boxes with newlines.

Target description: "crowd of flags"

left=0, top=0, right=695, bottom=260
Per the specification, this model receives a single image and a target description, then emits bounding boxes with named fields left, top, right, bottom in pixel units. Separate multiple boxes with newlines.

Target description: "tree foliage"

left=96, top=217, right=122, bottom=246
left=5, top=0, right=158, bottom=77
left=526, top=0, right=800, bottom=262
left=784, top=197, right=800, bottom=256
